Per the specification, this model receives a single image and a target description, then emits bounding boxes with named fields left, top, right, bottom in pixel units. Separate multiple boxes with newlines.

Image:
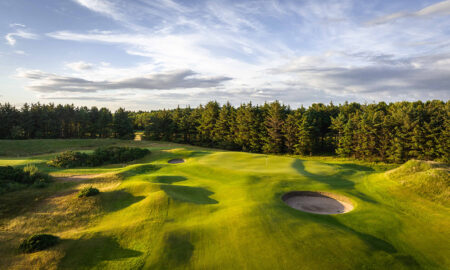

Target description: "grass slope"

left=0, top=139, right=449, bottom=269
left=386, top=160, right=449, bottom=206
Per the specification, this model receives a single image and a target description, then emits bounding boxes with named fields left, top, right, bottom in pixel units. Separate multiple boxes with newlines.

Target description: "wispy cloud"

left=73, top=0, right=124, bottom=21
left=66, top=61, right=94, bottom=71
left=5, top=29, right=38, bottom=46
left=367, top=0, right=450, bottom=25
left=7, top=0, right=449, bottom=108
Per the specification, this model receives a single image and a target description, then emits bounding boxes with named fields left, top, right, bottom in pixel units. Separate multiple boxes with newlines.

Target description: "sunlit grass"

left=0, top=140, right=448, bottom=269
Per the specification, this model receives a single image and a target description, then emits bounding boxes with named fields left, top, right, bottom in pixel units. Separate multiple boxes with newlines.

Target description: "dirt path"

left=55, top=173, right=115, bottom=182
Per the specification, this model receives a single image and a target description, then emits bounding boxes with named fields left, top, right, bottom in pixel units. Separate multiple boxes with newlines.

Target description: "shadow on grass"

left=291, top=159, right=378, bottom=203
left=161, top=185, right=218, bottom=204
left=58, top=234, right=142, bottom=269
left=277, top=201, right=421, bottom=268
left=152, top=175, right=188, bottom=184
left=119, top=164, right=161, bottom=178
left=292, top=159, right=355, bottom=189
left=150, top=231, right=194, bottom=269
left=99, top=190, right=145, bottom=212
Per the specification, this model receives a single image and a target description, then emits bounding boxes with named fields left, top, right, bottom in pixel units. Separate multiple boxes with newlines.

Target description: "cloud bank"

left=17, top=69, right=231, bottom=93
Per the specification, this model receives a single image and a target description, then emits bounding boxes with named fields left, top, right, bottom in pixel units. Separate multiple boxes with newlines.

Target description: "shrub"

left=47, top=151, right=89, bottom=168
left=0, top=165, right=51, bottom=193
left=19, top=234, right=59, bottom=253
left=78, top=186, right=100, bottom=198
left=0, top=166, right=24, bottom=183
left=48, top=147, right=150, bottom=168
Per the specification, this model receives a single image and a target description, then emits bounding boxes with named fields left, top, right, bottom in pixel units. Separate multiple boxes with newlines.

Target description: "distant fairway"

left=0, top=140, right=449, bottom=269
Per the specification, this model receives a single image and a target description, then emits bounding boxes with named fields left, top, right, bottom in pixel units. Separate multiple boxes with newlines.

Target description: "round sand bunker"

left=168, top=158, right=185, bottom=164
left=282, top=191, right=354, bottom=215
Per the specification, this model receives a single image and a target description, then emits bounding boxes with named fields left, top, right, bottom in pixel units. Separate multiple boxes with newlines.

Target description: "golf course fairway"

left=0, top=140, right=449, bottom=269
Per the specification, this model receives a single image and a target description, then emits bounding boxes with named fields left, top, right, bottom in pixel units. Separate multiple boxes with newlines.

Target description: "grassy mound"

left=47, top=146, right=150, bottom=168
left=19, top=234, right=59, bottom=253
left=387, top=160, right=449, bottom=206
left=78, top=186, right=100, bottom=198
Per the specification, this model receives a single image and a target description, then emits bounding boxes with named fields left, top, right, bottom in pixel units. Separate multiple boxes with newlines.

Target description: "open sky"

left=1, top=0, right=449, bottom=110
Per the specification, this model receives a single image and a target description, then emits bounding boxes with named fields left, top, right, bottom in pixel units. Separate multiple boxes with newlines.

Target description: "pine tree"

left=295, top=115, right=313, bottom=155
left=213, top=102, right=236, bottom=149
left=262, top=101, right=286, bottom=154
left=113, top=108, right=134, bottom=139
left=283, top=111, right=301, bottom=154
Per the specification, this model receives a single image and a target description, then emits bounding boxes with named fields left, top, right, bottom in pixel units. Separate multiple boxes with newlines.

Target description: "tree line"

left=133, top=100, right=449, bottom=163
left=1, top=100, right=448, bottom=163
left=0, top=103, right=134, bottom=139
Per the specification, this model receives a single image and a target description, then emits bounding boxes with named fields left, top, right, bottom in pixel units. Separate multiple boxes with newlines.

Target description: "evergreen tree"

left=113, top=108, right=134, bottom=139
left=262, top=101, right=286, bottom=154
left=295, top=115, right=313, bottom=155
left=213, top=102, right=236, bottom=149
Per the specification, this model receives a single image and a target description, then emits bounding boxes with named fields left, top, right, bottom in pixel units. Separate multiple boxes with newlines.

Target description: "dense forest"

left=1, top=100, right=449, bottom=163
left=0, top=103, right=134, bottom=139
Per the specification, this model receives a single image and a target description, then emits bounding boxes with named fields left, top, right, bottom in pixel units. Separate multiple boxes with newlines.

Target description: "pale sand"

left=283, top=191, right=354, bottom=215
left=168, top=159, right=185, bottom=164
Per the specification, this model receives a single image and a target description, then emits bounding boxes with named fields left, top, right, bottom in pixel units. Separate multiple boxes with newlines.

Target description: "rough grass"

left=386, top=160, right=450, bottom=206
left=0, top=140, right=448, bottom=269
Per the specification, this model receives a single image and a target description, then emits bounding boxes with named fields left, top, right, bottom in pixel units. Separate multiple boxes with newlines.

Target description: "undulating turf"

left=0, top=139, right=448, bottom=269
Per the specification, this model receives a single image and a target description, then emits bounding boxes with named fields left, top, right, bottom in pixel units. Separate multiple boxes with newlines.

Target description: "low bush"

left=78, top=186, right=100, bottom=198
left=0, top=165, right=51, bottom=193
left=19, top=234, right=59, bottom=253
left=47, top=147, right=150, bottom=168
left=46, top=151, right=89, bottom=168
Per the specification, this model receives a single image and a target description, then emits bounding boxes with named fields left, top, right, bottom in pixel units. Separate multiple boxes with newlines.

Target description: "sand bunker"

left=282, top=191, right=354, bottom=214
left=168, top=158, right=185, bottom=164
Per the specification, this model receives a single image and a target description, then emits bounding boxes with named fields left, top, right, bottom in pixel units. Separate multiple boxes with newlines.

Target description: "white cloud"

left=9, top=0, right=448, bottom=108
left=73, top=0, right=123, bottom=21
left=5, top=29, right=38, bottom=46
left=66, top=61, right=94, bottom=71
left=9, top=23, right=26, bottom=28
left=367, top=0, right=450, bottom=25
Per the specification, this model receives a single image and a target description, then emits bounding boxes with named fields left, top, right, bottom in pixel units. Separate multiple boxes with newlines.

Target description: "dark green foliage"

left=2, top=100, right=448, bottom=163
left=47, top=147, right=150, bottom=168
left=0, top=165, right=51, bottom=193
left=78, top=186, right=100, bottom=198
left=137, top=100, right=448, bottom=162
left=113, top=108, right=135, bottom=139
left=262, top=101, right=286, bottom=154
left=46, top=151, right=89, bottom=168
left=89, top=147, right=150, bottom=166
left=0, top=103, right=114, bottom=139
left=19, top=234, right=59, bottom=253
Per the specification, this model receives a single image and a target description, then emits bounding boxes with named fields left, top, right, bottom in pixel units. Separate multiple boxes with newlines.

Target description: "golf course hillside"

left=0, top=139, right=449, bottom=270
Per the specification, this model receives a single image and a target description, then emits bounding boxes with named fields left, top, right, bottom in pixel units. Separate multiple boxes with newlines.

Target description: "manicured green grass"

left=0, top=140, right=448, bottom=269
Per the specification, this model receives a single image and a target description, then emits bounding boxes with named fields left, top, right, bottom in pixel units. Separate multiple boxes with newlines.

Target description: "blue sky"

left=1, top=0, right=449, bottom=110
